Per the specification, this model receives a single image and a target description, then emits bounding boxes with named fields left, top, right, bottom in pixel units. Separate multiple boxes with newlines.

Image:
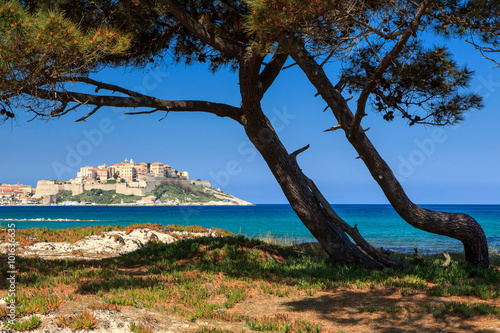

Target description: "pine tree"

left=1, top=0, right=498, bottom=267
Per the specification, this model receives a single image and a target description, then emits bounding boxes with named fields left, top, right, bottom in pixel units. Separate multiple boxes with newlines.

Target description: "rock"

left=149, top=232, right=159, bottom=243
left=0, top=228, right=221, bottom=259
left=113, top=234, right=126, bottom=245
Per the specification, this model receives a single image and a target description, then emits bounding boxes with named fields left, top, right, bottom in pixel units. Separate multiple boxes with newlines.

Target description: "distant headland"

left=0, top=158, right=253, bottom=206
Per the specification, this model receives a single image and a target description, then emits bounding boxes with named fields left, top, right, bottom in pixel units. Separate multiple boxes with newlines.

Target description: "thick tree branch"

left=29, top=88, right=242, bottom=121
left=350, top=0, right=431, bottom=139
left=160, top=0, right=244, bottom=59
left=258, top=52, right=289, bottom=99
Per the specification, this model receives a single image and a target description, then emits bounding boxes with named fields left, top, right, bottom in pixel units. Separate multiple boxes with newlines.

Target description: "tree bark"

left=237, top=49, right=383, bottom=268
left=290, top=43, right=489, bottom=268
left=298, top=164, right=410, bottom=269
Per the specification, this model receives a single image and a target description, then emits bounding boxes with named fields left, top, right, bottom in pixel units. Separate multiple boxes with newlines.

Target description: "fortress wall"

left=83, top=183, right=117, bottom=192
left=63, top=184, right=84, bottom=195
left=115, top=183, right=147, bottom=196
left=116, top=183, right=128, bottom=195
left=143, top=180, right=160, bottom=193
left=127, top=188, right=147, bottom=196
left=34, top=178, right=212, bottom=200
left=191, top=180, right=212, bottom=188
left=33, top=180, right=64, bottom=198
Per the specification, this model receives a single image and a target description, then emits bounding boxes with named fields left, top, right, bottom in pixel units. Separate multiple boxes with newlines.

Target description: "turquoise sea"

left=1, top=204, right=499, bottom=254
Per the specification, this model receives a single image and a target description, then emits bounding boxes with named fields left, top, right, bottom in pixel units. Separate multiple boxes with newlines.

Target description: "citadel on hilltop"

left=74, top=157, right=189, bottom=184
left=34, top=158, right=212, bottom=204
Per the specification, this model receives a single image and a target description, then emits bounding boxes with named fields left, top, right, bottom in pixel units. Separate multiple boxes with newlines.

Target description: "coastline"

left=0, top=200, right=255, bottom=207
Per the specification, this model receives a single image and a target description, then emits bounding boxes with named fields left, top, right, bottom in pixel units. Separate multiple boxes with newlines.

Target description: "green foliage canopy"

left=0, top=0, right=498, bottom=126
left=0, top=1, right=130, bottom=120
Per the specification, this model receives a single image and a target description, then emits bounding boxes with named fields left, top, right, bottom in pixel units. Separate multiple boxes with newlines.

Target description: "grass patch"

left=147, top=181, right=222, bottom=203
left=245, top=314, right=322, bottom=332
left=14, top=290, right=64, bottom=316
left=224, top=287, right=247, bottom=308
left=87, top=301, right=120, bottom=311
left=359, top=301, right=500, bottom=318
left=56, top=189, right=142, bottom=204
left=57, top=310, right=96, bottom=330
left=197, top=327, right=235, bottom=333
left=2, top=226, right=500, bottom=331
left=129, top=322, right=154, bottom=333
left=5, top=315, right=41, bottom=331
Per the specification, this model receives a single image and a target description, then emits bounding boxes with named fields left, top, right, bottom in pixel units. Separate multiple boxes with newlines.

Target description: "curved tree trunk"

left=290, top=44, right=489, bottom=268
left=350, top=132, right=489, bottom=268
left=237, top=50, right=383, bottom=268
left=244, top=117, right=382, bottom=268
left=299, top=165, right=410, bottom=269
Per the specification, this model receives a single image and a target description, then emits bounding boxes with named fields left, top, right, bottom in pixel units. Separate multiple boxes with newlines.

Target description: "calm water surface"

left=1, top=204, right=499, bottom=254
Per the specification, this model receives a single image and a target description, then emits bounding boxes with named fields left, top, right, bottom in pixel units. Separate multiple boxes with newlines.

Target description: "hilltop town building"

left=33, top=158, right=208, bottom=203
left=73, top=158, right=188, bottom=184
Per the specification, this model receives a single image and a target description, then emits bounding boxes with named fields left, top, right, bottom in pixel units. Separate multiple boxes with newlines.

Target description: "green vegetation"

left=57, top=310, right=96, bottom=330
left=147, top=181, right=222, bottom=203
left=358, top=301, right=500, bottom=319
left=54, top=182, right=226, bottom=205
left=197, top=328, right=234, bottom=333
left=0, top=223, right=233, bottom=246
left=5, top=315, right=41, bottom=331
left=245, top=314, right=322, bottom=332
left=56, top=189, right=142, bottom=204
left=87, top=301, right=120, bottom=312
left=1, top=226, right=500, bottom=331
left=129, top=322, right=153, bottom=333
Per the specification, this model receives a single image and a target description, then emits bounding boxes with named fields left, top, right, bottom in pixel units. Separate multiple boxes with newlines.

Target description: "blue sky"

left=1, top=37, right=499, bottom=204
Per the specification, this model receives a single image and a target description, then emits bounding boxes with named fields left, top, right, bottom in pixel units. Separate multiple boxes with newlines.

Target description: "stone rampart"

left=34, top=178, right=212, bottom=200
left=63, top=184, right=84, bottom=195
left=191, top=180, right=212, bottom=188
left=33, top=180, right=64, bottom=198
left=83, top=183, right=117, bottom=192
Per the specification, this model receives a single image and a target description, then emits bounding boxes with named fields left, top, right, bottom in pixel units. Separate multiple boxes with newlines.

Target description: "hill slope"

left=56, top=183, right=252, bottom=206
